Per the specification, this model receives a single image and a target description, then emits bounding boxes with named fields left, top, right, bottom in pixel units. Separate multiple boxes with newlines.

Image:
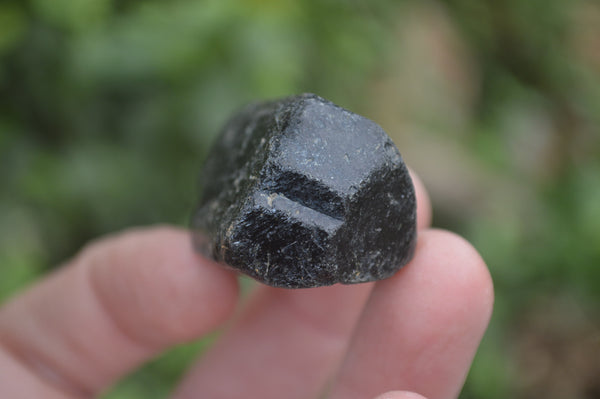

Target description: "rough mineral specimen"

left=192, top=93, right=416, bottom=288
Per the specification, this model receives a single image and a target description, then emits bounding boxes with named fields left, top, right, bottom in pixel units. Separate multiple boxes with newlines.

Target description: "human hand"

left=0, top=173, right=493, bottom=399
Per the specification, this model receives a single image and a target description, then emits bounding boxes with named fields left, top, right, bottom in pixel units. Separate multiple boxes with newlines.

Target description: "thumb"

left=0, top=226, right=238, bottom=397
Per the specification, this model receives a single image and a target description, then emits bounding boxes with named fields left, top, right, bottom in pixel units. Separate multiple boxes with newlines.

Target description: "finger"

left=0, top=226, right=239, bottom=397
left=409, top=169, right=432, bottom=230
left=173, top=170, right=432, bottom=399
left=329, top=229, right=494, bottom=399
left=0, top=347, right=71, bottom=399
left=173, top=283, right=373, bottom=399
left=374, top=391, right=428, bottom=399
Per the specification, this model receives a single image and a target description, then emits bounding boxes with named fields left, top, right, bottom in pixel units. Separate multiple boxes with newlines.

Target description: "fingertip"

left=86, top=226, right=240, bottom=347
left=382, top=229, right=494, bottom=337
left=408, top=169, right=432, bottom=230
left=374, top=391, right=428, bottom=399
left=0, top=226, right=241, bottom=396
left=416, top=229, right=494, bottom=326
left=189, top=253, right=240, bottom=340
left=330, top=229, right=493, bottom=399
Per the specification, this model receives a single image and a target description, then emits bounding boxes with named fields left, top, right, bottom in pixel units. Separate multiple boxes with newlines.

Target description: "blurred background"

left=0, top=0, right=599, bottom=398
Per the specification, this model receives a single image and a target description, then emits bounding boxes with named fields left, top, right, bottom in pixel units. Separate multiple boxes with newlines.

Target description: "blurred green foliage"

left=1, top=0, right=599, bottom=398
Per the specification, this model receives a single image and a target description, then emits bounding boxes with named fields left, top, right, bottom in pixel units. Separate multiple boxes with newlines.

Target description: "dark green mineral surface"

left=192, top=94, right=416, bottom=288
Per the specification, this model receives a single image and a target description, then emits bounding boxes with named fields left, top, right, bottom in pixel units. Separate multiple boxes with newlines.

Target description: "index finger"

left=410, top=169, right=432, bottom=230
left=329, top=230, right=494, bottom=399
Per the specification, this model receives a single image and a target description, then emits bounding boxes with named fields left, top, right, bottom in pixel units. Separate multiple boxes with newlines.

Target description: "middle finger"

left=172, top=283, right=372, bottom=399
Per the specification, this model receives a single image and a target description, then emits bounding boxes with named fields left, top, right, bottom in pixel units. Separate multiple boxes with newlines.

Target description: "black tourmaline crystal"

left=192, top=94, right=416, bottom=288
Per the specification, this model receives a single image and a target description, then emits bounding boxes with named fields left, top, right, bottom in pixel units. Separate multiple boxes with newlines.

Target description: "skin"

left=0, top=172, right=493, bottom=399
